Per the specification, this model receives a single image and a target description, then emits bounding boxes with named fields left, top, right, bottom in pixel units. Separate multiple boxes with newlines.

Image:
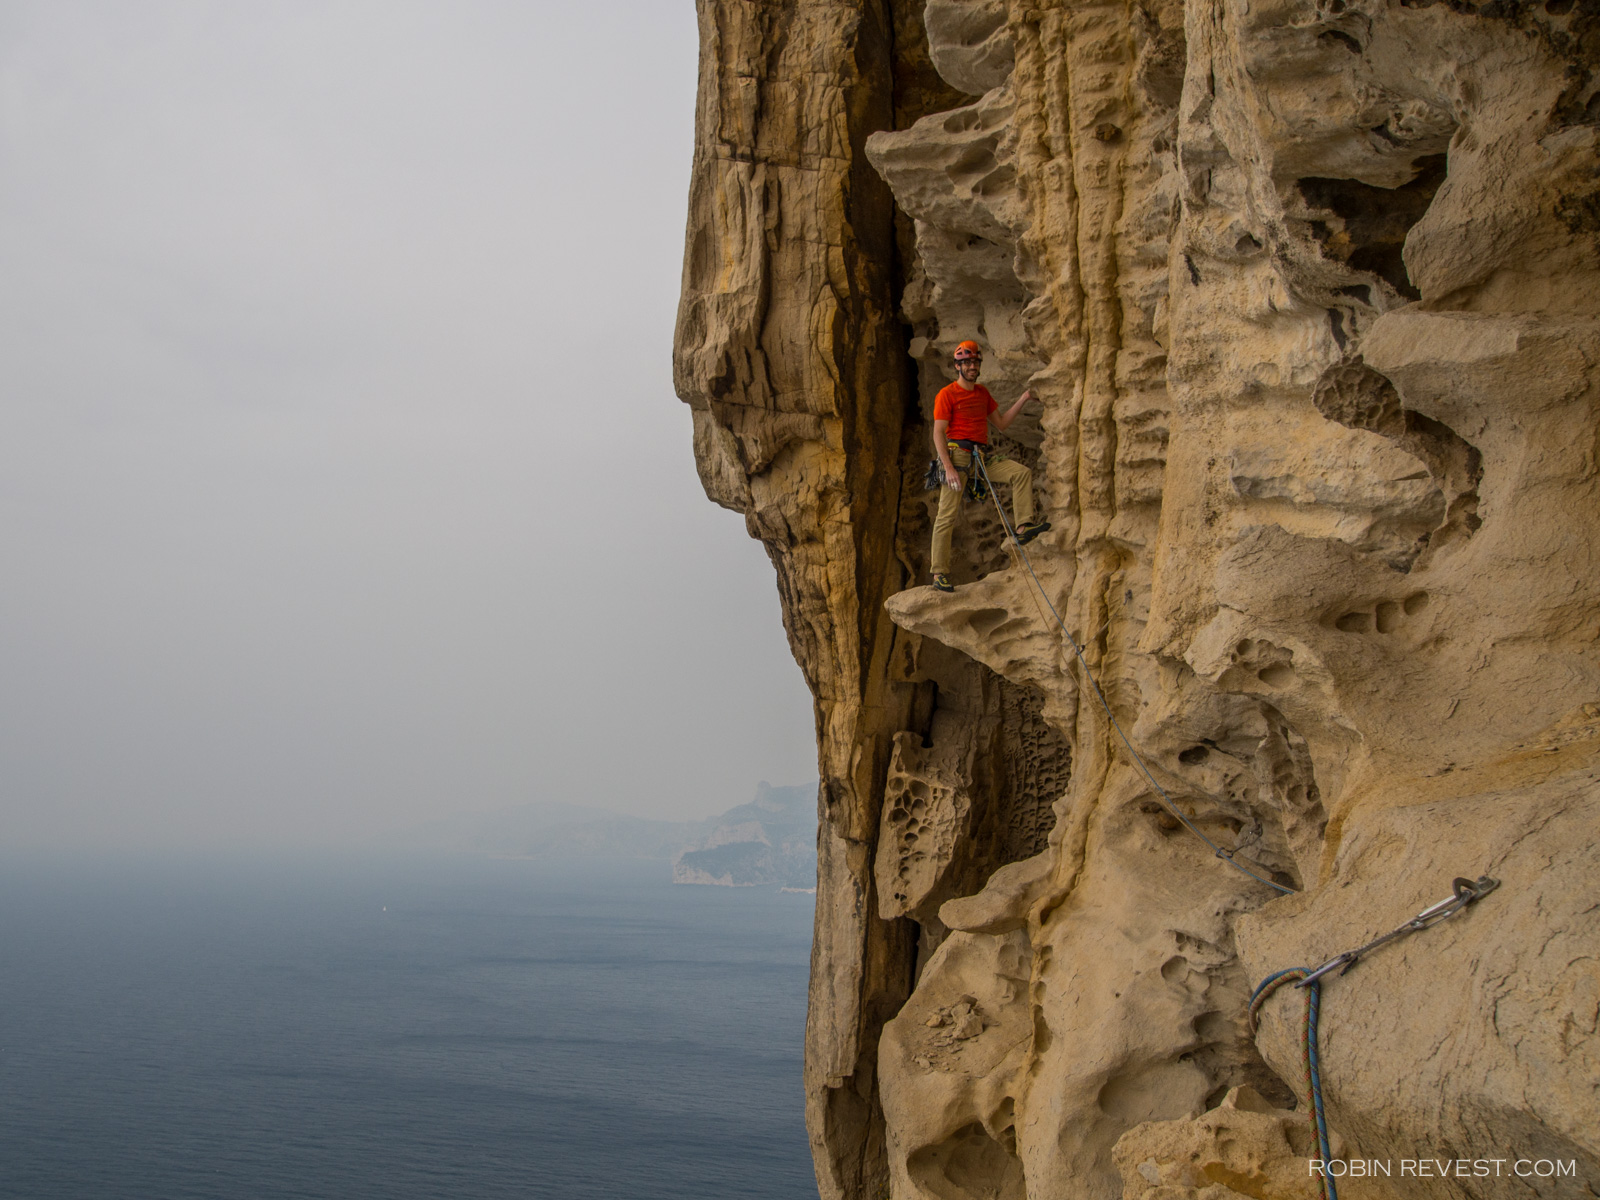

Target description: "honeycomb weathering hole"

left=1375, top=601, right=1401, bottom=633
left=967, top=607, right=1010, bottom=637
left=1334, top=591, right=1431, bottom=635
left=1312, top=358, right=1484, bottom=565
left=1297, top=154, right=1449, bottom=301
left=1258, top=663, right=1295, bottom=688
left=907, top=1124, right=1025, bottom=1200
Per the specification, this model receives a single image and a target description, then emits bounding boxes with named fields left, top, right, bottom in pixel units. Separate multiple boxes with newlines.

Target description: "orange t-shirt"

left=934, top=382, right=997, bottom=443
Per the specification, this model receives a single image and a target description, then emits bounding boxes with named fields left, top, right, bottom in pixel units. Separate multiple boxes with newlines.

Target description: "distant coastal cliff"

left=672, top=781, right=817, bottom=887
left=388, top=782, right=817, bottom=886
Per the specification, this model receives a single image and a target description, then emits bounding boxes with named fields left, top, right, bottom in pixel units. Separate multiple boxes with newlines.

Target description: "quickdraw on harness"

left=958, top=442, right=991, bottom=502
left=921, top=440, right=990, bottom=501
left=1249, top=875, right=1500, bottom=1200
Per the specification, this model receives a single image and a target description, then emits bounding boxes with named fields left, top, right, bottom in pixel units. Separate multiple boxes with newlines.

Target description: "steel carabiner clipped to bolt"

left=1414, top=875, right=1501, bottom=926
left=1296, top=874, right=1501, bottom=988
left=1256, top=874, right=1502, bottom=1200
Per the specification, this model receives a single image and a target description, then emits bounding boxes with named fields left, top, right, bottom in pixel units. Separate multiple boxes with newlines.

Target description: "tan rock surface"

left=1113, top=1086, right=1325, bottom=1200
left=676, top=1, right=1600, bottom=1197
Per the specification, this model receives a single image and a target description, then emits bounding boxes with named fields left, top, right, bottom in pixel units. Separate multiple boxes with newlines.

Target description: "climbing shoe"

left=931, top=572, right=954, bottom=593
left=1014, top=520, right=1052, bottom=546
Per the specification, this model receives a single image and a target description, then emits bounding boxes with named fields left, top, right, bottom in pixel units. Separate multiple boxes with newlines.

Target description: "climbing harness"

left=954, top=440, right=992, bottom=501
left=922, top=440, right=992, bottom=501
left=970, top=450, right=1296, bottom=896
left=1249, top=875, right=1500, bottom=1200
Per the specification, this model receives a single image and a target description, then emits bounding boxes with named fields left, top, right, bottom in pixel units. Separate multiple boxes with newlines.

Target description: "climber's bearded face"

left=956, top=356, right=981, bottom=383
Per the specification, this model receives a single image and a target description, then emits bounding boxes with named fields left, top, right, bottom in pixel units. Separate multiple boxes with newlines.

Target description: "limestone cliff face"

left=675, top=3, right=1600, bottom=1198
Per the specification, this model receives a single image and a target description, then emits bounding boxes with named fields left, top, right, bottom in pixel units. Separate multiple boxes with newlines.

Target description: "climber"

left=929, top=340, right=1049, bottom=592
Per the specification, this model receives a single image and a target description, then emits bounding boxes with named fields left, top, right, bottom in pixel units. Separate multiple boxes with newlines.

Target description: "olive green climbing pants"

left=930, top=446, right=1035, bottom=574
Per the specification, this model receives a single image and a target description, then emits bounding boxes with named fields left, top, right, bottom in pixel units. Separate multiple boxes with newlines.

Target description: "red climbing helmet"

left=953, top=340, right=982, bottom=361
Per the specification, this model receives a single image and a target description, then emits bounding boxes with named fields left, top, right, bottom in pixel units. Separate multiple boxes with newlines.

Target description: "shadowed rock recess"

left=674, top=2, right=1600, bottom=1198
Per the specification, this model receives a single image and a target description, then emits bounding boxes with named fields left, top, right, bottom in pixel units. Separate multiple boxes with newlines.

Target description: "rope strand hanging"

left=1250, top=968, right=1337, bottom=1200
left=1248, top=876, right=1499, bottom=1200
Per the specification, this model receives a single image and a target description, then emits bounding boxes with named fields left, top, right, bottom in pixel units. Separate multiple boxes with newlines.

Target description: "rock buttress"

left=678, top=1, right=1600, bottom=1198
left=675, top=3, right=967, bottom=1196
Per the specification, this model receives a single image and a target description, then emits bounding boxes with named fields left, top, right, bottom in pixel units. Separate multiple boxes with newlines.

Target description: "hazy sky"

left=0, top=2, right=818, bottom=850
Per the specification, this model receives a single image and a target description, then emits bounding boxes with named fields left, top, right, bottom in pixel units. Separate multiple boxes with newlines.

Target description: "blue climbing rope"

left=1248, top=876, right=1499, bottom=1197
left=970, top=449, right=1296, bottom=895
left=1250, top=968, right=1336, bottom=1200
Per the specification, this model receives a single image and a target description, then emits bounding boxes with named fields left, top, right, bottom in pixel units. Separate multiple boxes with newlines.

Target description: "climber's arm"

left=991, top=389, right=1035, bottom=433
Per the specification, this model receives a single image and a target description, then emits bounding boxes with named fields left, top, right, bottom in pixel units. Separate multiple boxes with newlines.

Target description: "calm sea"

left=0, top=854, right=817, bottom=1200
